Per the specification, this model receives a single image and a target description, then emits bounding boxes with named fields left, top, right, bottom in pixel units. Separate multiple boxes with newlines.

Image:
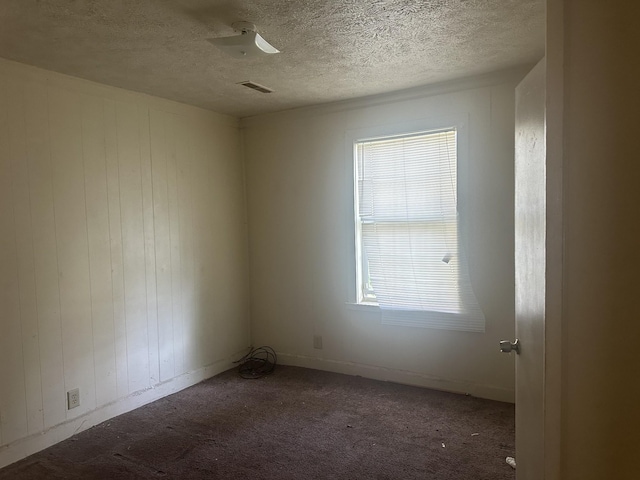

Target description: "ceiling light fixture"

left=208, top=22, right=280, bottom=59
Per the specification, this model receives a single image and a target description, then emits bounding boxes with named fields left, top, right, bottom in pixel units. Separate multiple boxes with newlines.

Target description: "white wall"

left=0, top=59, right=250, bottom=467
left=243, top=70, right=524, bottom=402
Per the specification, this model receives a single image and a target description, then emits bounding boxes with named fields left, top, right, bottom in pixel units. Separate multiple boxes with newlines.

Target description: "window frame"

left=346, top=114, right=470, bottom=312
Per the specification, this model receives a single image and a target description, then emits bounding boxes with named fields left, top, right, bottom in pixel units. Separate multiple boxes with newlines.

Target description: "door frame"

left=541, top=1, right=564, bottom=479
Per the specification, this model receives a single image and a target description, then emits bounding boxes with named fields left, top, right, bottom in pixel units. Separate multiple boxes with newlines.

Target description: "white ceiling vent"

left=238, top=81, right=273, bottom=94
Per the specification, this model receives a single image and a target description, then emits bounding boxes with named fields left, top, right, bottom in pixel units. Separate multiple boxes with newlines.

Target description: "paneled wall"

left=0, top=59, right=249, bottom=460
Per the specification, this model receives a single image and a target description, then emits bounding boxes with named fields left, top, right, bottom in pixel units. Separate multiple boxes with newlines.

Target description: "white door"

left=512, top=59, right=546, bottom=479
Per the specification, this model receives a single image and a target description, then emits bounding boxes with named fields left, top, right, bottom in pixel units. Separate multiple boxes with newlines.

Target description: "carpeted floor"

left=0, top=366, right=516, bottom=479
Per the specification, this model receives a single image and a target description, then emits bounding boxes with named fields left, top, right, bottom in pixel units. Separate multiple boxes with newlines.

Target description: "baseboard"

left=277, top=353, right=515, bottom=404
left=0, top=351, right=244, bottom=469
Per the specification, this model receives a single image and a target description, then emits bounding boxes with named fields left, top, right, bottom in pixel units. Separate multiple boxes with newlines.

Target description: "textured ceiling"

left=0, top=0, right=544, bottom=118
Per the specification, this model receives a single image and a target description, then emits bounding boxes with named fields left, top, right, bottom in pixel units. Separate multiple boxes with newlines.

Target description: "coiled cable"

left=234, top=346, right=277, bottom=379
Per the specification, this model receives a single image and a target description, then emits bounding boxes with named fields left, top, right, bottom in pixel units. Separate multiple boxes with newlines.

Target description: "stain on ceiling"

left=0, top=0, right=544, bottom=118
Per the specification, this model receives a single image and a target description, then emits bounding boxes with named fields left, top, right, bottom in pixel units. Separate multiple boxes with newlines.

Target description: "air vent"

left=238, top=81, right=273, bottom=93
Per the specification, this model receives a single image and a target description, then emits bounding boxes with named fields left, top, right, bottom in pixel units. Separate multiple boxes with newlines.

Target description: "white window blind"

left=355, top=128, right=485, bottom=332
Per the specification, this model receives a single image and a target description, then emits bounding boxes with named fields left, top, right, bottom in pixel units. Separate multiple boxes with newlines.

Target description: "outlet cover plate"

left=313, top=335, right=323, bottom=350
left=67, top=388, right=80, bottom=409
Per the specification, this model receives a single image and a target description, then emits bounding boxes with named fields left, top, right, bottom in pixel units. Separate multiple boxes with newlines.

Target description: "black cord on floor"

left=233, top=346, right=277, bottom=379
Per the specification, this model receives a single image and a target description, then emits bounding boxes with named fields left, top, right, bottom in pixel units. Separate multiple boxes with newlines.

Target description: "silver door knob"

left=500, top=339, right=520, bottom=354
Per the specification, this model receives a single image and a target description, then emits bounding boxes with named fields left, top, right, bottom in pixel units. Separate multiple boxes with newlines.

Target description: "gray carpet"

left=0, top=366, right=516, bottom=479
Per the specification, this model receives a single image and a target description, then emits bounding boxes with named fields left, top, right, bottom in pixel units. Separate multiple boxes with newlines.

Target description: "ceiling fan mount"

left=208, top=21, right=280, bottom=59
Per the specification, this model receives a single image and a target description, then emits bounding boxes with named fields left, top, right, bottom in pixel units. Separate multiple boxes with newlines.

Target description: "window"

left=352, top=125, right=484, bottom=332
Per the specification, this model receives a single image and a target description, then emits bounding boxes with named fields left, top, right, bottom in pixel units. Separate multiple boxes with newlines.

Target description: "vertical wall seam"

left=7, top=79, right=28, bottom=438
left=164, top=113, right=175, bottom=378
left=102, top=98, right=118, bottom=398
left=239, top=125, right=252, bottom=345
left=174, top=114, right=184, bottom=374
left=13, top=82, right=30, bottom=434
left=79, top=94, right=98, bottom=409
left=186, top=123, right=196, bottom=370
left=22, top=81, right=45, bottom=432
left=149, top=109, right=161, bottom=383
left=45, top=81, right=67, bottom=414
left=137, top=102, right=151, bottom=388
left=114, top=103, right=130, bottom=395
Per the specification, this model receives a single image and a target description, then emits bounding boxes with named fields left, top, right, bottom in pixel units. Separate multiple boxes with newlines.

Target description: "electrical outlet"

left=313, top=335, right=323, bottom=350
left=67, top=388, right=80, bottom=410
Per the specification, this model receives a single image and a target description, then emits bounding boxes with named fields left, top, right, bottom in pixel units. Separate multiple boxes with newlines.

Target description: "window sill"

left=344, top=302, right=380, bottom=313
